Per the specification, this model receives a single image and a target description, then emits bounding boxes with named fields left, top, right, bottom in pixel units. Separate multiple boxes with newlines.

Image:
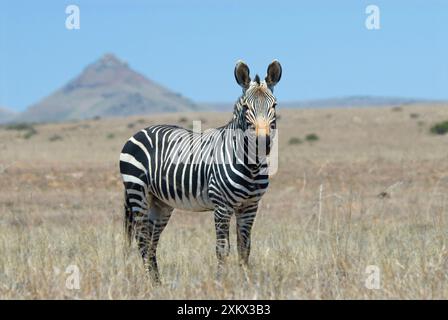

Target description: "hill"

left=0, top=107, right=17, bottom=124
left=19, top=54, right=201, bottom=123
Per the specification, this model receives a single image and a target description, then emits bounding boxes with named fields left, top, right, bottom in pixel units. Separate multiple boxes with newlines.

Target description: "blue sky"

left=0, top=0, right=446, bottom=111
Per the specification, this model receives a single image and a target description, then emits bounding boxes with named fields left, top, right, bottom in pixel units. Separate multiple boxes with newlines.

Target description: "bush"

left=127, top=122, right=135, bottom=129
left=23, top=127, right=38, bottom=139
left=410, top=113, right=420, bottom=119
left=5, top=122, right=38, bottom=139
left=178, top=117, right=188, bottom=123
left=6, top=122, right=35, bottom=131
left=288, top=137, right=302, bottom=145
left=107, top=133, right=115, bottom=139
left=49, top=134, right=63, bottom=142
left=305, top=133, right=319, bottom=142
left=430, top=121, right=448, bottom=135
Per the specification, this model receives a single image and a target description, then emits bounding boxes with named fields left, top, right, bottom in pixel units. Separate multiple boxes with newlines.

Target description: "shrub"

left=49, top=134, right=63, bottom=142
left=23, top=127, right=38, bottom=139
left=6, top=122, right=35, bottom=131
left=127, top=122, right=135, bottom=129
left=430, top=121, right=448, bottom=135
left=179, top=117, right=188, bottom=123
left=107, top=133, right=115, bottom=139
left=392, top=106, right=403, bottom=112
left=305, top=133, right=319, bottom=142
left=6, top=122, right=38, bottom=139
left=288, top=137, right=303, bottom=145
left=410, top=113, right=420, bottom=119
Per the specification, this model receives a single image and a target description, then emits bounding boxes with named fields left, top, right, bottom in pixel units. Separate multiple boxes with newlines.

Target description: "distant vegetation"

left=305, top=133, right=319, bottom=142
left=289, top=133, right=320, bottom=145
left=23, top=127, right=38, bottom=139
left=49, top=134, right=63, bottom=142
left=5, top=122, right=38, bottom=139
left=178, top=116, right=188, bottom=123
left=288, top=137, right=303, bottom=145
left=430, top=121, right=448, bottom=135
left=5, top=122, right=35, bottom=131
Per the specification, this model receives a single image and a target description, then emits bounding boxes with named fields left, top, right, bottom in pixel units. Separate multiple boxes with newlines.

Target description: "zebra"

left=119, top=60, right=282, bottom=282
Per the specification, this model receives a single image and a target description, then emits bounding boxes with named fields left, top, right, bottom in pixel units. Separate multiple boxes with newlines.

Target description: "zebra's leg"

left=214, top=207, right=232, bottom=273
left=236, top=203, right=258, bottom=267
left=123, top=190, right=134, bottom=249
left=134, top=196, right=173, bottom=283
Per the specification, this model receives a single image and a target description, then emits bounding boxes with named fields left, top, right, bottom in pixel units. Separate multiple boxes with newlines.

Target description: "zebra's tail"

left=123, top=190, right=134, bottom=248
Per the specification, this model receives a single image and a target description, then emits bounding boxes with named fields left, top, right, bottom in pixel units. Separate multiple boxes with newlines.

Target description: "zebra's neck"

left=226, top=97, right=245, bottom=130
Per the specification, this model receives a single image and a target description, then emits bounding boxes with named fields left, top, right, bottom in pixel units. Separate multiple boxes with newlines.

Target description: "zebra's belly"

left=152, top=187, right=214, bottom=212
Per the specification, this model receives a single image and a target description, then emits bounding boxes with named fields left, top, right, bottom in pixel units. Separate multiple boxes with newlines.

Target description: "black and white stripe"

left=120, top=60, right=282, bottom=281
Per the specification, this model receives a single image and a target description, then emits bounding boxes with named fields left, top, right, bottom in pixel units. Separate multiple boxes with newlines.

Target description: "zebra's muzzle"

left=255, top=119, right=270, bottom=137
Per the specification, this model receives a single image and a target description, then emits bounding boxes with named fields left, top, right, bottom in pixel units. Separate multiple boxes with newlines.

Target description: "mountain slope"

left=0, top=107, right=17, bottom=124
left=20, top=54, right=201, bottom=122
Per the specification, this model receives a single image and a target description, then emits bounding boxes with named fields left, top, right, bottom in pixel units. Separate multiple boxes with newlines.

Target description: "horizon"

left=1, top=1, right=447, bottom=112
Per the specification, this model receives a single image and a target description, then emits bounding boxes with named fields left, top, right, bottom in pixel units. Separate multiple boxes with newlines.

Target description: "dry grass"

left=1, top=104, right=448, bottom=299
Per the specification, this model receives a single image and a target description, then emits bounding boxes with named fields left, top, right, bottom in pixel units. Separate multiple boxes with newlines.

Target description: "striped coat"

left=120, top=60, right=282, bottom=282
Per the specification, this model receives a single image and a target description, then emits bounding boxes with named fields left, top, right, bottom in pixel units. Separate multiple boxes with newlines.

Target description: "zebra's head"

left=233, top=60, right=282, bottom=156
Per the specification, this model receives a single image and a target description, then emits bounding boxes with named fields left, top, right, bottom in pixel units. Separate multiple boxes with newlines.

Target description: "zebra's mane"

left=234, top=80, right=270, bottom=107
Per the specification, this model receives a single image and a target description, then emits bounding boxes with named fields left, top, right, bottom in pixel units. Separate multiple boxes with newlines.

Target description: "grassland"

left=1, top=104, right=448, bottom=299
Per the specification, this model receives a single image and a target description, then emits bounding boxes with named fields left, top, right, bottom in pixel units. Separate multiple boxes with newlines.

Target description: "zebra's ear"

left=234, top=60, right=251, bottom=90
left=265, top=60, right=282, bottom=89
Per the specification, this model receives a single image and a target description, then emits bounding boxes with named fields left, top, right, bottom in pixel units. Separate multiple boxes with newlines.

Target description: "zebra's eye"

left=270, top=122, right=276, bottom=130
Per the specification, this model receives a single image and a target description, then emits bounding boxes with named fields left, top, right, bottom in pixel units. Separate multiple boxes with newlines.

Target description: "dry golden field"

left=1, top=104, right=448, bottom=299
